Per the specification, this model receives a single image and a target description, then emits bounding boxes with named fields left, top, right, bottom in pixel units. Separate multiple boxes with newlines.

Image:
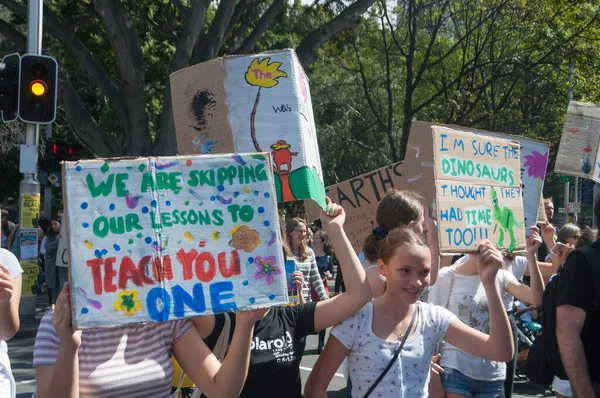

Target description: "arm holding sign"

left=175, top=309, right=266, bottom=398
left=313, top=199, right=371, bottom=332
left=505, top=227, right=544, bottom=306
left=34, top=283, right=81, bottom=398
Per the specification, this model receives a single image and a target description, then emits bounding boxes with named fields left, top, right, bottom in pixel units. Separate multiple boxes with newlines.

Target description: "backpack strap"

left=572, top=245, right=600, bottom=309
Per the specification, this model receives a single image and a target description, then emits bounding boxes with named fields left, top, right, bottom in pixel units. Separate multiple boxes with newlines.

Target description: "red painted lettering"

left=195, top=252, right=216, bottom=283
left=153, top=255, right=173, bottom=282
left=218, top=250, right=241, bottom=278
left=118, top=256, right=143, bottom=289
left=176, top=249, right=198, bottom=280
left=103, top=257, right=118, bottom=293
left=87, top=258, right=104, bottom=295
left=138, top=256, right=155, bottom=285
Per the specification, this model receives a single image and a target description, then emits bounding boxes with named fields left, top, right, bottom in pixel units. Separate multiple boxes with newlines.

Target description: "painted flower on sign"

left=523, top=151, right=549, bottom=180
left=229, top=225, right=262, bottom=253
left=113, top=290, right=142, bottom=316
left=254, top=255, right=281, bottom=285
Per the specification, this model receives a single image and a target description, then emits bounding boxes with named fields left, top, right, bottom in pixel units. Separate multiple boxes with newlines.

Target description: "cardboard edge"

left=61, top=160, right=79, bottom=330
left=170, top=49, right=297, bottom=81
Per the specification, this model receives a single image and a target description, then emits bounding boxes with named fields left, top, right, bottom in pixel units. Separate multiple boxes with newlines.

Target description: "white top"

left=428, top=267, right=516, bottom=381
left=331, top=301, right=456, bottom=397
left=0, top=249, right=23, bottom=398
left=452, top=255, right=527, bottom=309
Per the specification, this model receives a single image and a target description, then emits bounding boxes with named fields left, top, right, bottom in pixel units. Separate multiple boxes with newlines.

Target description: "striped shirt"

left=33, top=312, right=193, bottom=398
left=295, top=248, right=328, bottom=302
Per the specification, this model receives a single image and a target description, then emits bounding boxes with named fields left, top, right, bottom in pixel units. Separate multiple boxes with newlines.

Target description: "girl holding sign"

left=426, top=227, right=544, bottom=398
left=190, top=198, right=372, bottom=398
left=304, top=228, right=514, bottom=398
left=33, top=283, right=269, bottom=398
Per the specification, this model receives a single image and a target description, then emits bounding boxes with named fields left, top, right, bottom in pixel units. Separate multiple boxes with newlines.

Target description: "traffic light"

left=0, top=53, right=21, bottom=122
left=19, top=54, right=58, bottom=124
left=44, top=139, right=84, bottom=171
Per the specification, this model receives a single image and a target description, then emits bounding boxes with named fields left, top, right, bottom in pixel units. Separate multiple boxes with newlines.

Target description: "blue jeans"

left=441, top=368, right=504, bottom=398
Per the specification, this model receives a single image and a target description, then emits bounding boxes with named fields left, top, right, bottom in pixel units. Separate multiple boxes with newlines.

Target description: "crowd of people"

left=0, top=190, right=599, bottom=397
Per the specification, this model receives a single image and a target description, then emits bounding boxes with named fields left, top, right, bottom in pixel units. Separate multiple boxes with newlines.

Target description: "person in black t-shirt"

left=191, top=199, right=372, bottom=398
left=556, top=195, right=600, bottom=397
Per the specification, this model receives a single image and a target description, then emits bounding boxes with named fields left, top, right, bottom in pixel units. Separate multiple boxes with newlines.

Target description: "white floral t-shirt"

left=428, top=267, right=517, bottom=381
left=331, top=301, right=456, bottom=397
left=452, top=255, right=527, bottom=309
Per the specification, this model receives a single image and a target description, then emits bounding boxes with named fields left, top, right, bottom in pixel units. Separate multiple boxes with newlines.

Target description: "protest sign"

left=170, top=49, right=326, bottom=209
left=432, top=126, right=526, bottom=253
left=63, top=153, right=287, bottom=329
left=307, top=121, right=546, bottom=255
left=306, top=162, right=405, bottom=252
left=555, top=101, right=600, bottom=180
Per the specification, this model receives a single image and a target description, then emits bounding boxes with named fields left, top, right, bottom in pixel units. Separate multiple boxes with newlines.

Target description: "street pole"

left=564, top=63, right=574, bottom=226
left=18, top=0, right=44, bottom=318
left=43, top=124, right=52, bottom=217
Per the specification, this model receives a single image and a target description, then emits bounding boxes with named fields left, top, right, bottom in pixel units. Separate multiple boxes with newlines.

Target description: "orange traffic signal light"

left=19, top=54, right=58, bottom=124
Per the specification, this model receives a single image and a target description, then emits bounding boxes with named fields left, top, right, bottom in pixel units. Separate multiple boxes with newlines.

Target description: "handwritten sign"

left=306, top=162, right=405, bottom=252
left=307, top=121, right=547, bottom=255
left=433, top=126, right=525, bottom=253
left=63, top=153, right=287, bottom=329
left=555, top=101, right=600, bottom=180
left=170, top=49, right=326, bottom=209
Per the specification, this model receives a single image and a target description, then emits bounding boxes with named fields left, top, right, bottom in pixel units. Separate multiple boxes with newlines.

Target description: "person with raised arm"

left=305, top=228, right=513, bottom=398
left=190, top=198, right=372, bottom=398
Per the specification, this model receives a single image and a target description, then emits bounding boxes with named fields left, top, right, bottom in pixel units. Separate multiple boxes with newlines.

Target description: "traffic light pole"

left=43, top=124, right=52, bottom=218
left=18, top=0, right=44, bottom=318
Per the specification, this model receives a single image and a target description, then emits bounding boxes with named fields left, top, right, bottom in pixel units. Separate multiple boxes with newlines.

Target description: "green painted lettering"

left=86, top=173, right=114, bottom=197
left=115, top=173, right=129, bottom=197
left=125, top=213, right=143, bottom=232
left=212, top=209, right=224, bottom=226
left=239, top=205, right=254, bottom=222
left=255, top=164, right=267, bottom=182
left=160, top=212, right=173, bottom=227
left=93, top=216, right=109, bottom=238
left=141, top=172, right=156, bottom=192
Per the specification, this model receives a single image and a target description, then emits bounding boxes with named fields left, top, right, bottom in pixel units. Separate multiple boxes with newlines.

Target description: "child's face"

left=379, top=244, right=431, bottom=303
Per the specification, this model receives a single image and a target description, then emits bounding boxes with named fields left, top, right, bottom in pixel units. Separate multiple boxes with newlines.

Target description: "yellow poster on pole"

left=21, top=261, right=38, bottom=296
left=20, top=193, right=40, bottom=229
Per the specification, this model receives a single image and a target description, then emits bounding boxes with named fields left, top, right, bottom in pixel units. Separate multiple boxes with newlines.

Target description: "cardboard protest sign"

left=555, top=101, right=600, bottom=180
left=170, top=49, right=326, bottom=209
left=306, top=162, right=405, bottom=252
left=63, top=153, right=287, bottom=329
left=307, top=121, right=547, bottom=255
left=432, top=126, right=526, bottom=253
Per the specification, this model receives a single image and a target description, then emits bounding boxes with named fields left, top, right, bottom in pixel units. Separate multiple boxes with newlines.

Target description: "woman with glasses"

left=285, top=218, right=329, bottom=304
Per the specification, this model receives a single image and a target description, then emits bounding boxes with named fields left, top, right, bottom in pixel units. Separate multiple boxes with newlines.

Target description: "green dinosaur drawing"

left=490, top=187, right=524, bottom=252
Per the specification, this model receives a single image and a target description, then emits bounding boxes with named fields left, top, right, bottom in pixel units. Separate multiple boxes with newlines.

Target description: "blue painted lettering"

left=210, top=281, right=237, bottom=313
left=172, top=283, right=206, bottom=318
left=147, top=287, right=171, bottom=322
left=440, top=134, right=449, bottom=151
